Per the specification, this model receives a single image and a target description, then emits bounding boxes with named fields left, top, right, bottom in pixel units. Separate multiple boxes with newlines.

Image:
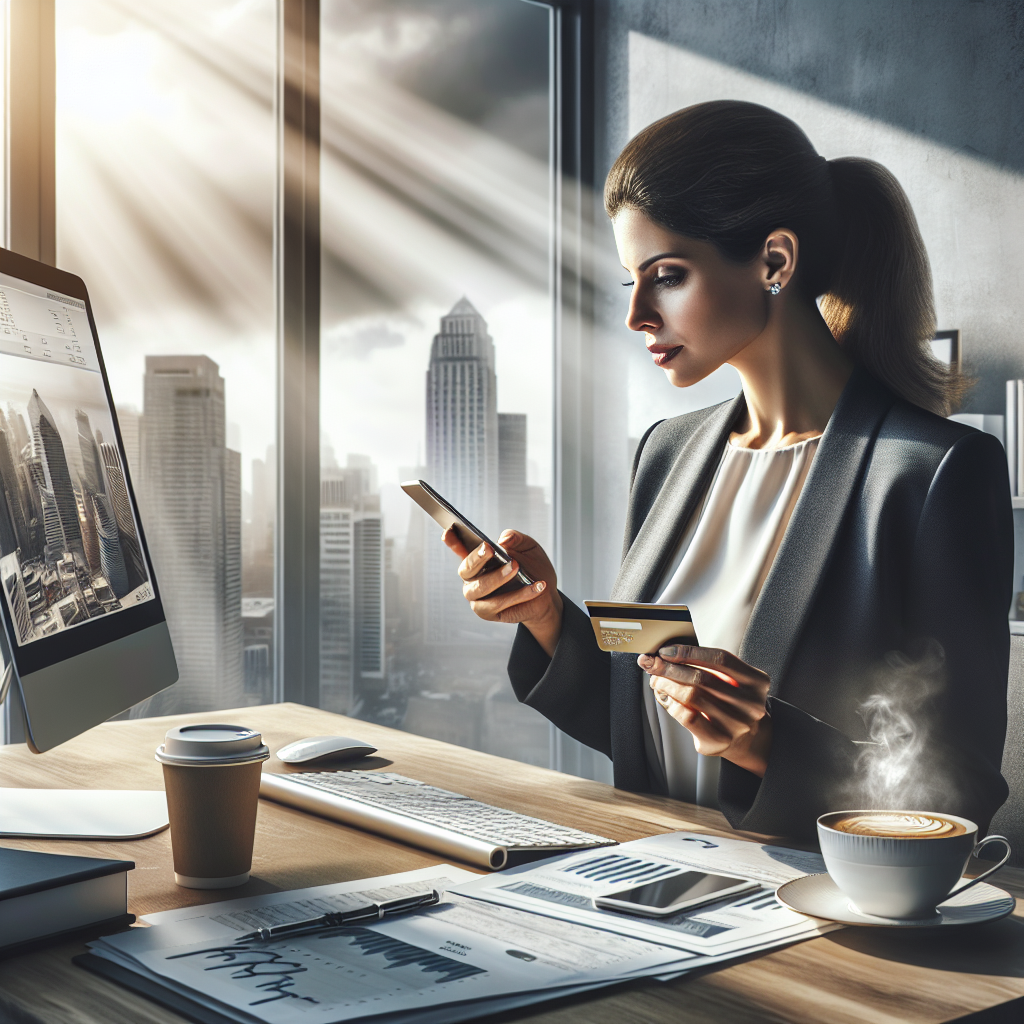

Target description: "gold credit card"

left=584, top=601, right=698, bottom=654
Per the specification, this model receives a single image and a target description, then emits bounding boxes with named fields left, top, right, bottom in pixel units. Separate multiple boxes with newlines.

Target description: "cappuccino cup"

left=818, top=810, right=1011, bottom=920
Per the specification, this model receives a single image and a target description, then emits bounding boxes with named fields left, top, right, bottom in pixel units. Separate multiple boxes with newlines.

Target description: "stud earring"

left=768, top=282, right=782, bottom=295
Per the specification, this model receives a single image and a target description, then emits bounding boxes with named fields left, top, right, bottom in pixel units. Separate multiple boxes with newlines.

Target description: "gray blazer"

left=508, top=368, right=1013, bottom=841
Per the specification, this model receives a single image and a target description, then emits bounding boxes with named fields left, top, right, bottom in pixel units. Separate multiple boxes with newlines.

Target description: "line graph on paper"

left=164, top=925, right=488, bottom=1010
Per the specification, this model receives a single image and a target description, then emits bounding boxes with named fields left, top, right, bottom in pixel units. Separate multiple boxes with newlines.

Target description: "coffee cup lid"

left=156, top=724, right=270, bottom=766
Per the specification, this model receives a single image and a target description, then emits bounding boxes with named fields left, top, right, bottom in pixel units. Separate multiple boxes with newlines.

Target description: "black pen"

left=236, top=889, right=442, bottom=943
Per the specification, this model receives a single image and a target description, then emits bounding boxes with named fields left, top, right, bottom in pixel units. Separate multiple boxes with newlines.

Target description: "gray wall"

left=592, top=0, right=1024, bottom=418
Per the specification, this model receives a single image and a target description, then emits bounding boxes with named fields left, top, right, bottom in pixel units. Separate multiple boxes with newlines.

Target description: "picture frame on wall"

left=930, top=329, right=961, bottom=370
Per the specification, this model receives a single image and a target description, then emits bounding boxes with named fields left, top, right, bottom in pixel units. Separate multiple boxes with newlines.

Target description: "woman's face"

left=612, top=207, right=769, bottom=388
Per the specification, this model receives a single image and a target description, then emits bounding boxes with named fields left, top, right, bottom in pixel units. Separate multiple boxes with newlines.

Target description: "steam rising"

left=850, top=642, right=953, bottom=810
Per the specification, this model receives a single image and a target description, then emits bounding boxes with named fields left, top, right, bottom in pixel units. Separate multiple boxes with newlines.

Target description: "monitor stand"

left=0, top=664, right=170, bottom=840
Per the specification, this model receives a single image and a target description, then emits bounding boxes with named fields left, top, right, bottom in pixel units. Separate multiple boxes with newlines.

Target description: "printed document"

left=452, top=831, right=836, bottom=960
left=89, top=866, right=691, bottom=1024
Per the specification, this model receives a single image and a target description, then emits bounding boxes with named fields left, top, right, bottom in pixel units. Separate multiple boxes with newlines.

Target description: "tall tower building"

left=353, top=513, right=385, bottom=697
left=114, top=404, right=142, bottom=483
left=76, top=410, right=105, bottom=498
left=424, top=298, right=498, bottom=642
left=0, top=414, right=31, bottom=555
left=1, top=553, right=31, bottom=643
left=99, top=442, right=147, bottom=591
left=244, top=444, right=275, bottom=597
left=7, top=405, right=30, bottom=459
left=319, top=461, right=386, bottom=715
left=0, top=486, right=17, bottom=556
left=90, top=493, right=129, bottom=598
left=139, top=355, right=243, bottom=714
left=497, top=413, right=528, bottom=532
left=320, top=505, right=354, bottom=713
left=27, top=390, right=84, bottom=560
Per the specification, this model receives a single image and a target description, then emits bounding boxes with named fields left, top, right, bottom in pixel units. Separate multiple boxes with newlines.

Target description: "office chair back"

left=989, top=633, right=1023, bottom=866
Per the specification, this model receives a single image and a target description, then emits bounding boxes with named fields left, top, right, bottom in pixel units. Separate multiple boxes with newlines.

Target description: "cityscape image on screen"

left=0, top=279, right=153, bottom=647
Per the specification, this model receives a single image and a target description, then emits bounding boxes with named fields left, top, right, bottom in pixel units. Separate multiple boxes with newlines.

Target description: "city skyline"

left=0, top=357, right=153, bottom=646
left=67, top=302, right=551, bottom=757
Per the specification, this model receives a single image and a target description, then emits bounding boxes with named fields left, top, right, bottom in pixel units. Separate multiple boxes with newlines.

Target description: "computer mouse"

left=276, top=736, right=378, bottom=765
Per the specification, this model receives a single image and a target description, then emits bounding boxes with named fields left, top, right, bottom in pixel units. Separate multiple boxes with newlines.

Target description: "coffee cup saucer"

left=776, top=873, right=1015, bottom=928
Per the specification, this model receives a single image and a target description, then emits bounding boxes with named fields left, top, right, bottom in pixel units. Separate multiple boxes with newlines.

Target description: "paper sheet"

left=452, top=831, right=836, bottom=957
left=92, top=867, right=690, bottom=1024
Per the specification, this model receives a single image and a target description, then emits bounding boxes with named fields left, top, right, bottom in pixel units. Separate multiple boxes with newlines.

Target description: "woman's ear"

left=761, top=229, right=799, bottom=293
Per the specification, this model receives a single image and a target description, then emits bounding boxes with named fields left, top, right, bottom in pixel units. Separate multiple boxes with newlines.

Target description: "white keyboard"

left=260, top=770, right=616, bottom=870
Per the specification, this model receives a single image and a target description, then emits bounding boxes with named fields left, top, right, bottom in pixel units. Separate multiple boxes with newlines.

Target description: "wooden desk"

left=0, top=702, right=1021, bottom=1024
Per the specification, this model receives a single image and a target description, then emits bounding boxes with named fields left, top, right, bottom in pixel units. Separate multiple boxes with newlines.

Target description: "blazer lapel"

left=740, top=368, right=896, bottom=690
left=612, top=394, right=744, bottom=602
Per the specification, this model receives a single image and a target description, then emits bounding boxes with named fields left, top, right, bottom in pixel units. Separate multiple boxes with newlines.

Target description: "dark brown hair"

left=605, top=100, right=964, bottom=415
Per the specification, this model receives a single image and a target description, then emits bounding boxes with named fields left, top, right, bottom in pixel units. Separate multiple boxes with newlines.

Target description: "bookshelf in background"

left=1004, top=374, right=1024, bottom=626
left=935, top=331, right=1024, bottom=626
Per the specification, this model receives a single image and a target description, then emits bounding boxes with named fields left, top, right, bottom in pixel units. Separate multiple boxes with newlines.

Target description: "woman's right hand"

left=443, top=528, right=563, bottom=657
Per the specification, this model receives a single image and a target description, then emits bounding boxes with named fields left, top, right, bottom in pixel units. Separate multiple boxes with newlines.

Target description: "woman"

left=444, top=101, right=1012, bottom=841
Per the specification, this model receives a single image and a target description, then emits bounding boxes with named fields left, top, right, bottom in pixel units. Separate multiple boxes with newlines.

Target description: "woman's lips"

left=650, top=346, right=682, bottom=367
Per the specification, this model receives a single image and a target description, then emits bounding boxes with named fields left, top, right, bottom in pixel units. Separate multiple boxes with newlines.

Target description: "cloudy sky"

left=55, top=0, right=553, bottom=535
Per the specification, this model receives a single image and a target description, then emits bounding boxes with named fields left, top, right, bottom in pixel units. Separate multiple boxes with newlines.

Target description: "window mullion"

left=275, top=0, right=321, bottom=707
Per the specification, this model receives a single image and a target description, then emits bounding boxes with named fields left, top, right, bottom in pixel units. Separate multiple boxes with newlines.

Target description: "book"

left=0, top=846, right=133, bottom=956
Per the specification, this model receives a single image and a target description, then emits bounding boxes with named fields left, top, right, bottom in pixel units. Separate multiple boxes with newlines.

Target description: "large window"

left=55, top=0, right=276, bottom=715
left=35, top=1, right=604, bottom=777
left=317, top=0, right=555, bottom=765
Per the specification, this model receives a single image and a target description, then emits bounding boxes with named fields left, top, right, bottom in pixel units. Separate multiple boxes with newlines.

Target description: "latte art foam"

left=832, top=813, right=966, bottom=838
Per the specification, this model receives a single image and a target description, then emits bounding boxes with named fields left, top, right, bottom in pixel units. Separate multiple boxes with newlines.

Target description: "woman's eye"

left=621, top=280, right=634, bottom=287
left=654, top=272, right=683, bottom=287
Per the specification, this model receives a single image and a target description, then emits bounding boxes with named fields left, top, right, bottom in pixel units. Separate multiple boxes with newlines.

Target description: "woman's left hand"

left=638, top=646, right=773, bottom=777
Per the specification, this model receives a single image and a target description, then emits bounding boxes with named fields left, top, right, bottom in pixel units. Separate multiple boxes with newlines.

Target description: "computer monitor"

left=0, top=247, right=177, bottom=754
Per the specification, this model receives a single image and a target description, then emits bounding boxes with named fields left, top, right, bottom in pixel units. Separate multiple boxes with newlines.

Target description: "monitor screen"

left=0, top=271, right=154, bottom=647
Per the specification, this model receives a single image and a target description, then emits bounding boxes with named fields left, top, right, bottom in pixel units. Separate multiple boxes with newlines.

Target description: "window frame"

left=7, top=2, right=602, bottom=774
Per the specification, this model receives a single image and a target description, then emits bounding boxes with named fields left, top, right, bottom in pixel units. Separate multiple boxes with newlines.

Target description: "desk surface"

left=0, top=702, right=1021, bottom=1024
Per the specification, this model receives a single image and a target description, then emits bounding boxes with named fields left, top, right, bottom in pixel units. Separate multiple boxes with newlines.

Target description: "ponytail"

left=821, top=158, right=964, bottom=416
left=605, top=102, right=966, bottom=416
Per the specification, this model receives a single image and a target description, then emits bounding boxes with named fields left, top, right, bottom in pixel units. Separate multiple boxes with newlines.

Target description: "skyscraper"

left=139, top=355, right=243, bottom=714
left=7, top=405, right=30, bottom=459
left=76, top=410, right=105, bottom=498
left=354, top=513, right=385, bottom=697
left=319, top=462, right=386, bottom=716
left=0, top=415, right=32, bottom=555
left=424, top=298, right=498, bottom=642
left=244, top=444, right=274, bottom=597
left=27, top=390, right=84, bottom=560
left=497, top=412, right=528, bottom=531
left=114, top=404, right=141, bottom=483
left=90, top=492, right=129, bottom=598
left=99, top=442, right=147, bottom=591
left=1, top=552, right=31, bottom=643
left=320, top=505, right=354, bottom=713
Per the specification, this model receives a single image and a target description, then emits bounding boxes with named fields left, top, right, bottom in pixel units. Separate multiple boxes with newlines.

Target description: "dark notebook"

left=0, top=846, right=133, bottom=956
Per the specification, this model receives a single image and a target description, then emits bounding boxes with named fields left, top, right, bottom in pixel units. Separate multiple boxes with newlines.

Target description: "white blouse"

left=643, top=435, right=820, bottom=806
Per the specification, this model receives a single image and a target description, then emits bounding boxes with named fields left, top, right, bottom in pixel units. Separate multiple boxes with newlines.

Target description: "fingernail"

left=535, top=581, right=546, bottom=592
left=660, top=645, right=679, bottom=658
left=478, top=543, right=488, bottom=556
left=500, top=562, right=514, bottom=576
left=638, top=654, right=654, bottom=668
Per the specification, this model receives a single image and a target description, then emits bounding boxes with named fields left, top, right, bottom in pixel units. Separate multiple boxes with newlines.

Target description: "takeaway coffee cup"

left=156, top=724, right=270, bottom=889
left=818, top=810, right=1011, bottom=920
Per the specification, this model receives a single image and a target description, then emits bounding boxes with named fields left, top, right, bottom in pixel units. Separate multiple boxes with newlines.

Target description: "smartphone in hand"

left=401, top=480, right=535, bottom=596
